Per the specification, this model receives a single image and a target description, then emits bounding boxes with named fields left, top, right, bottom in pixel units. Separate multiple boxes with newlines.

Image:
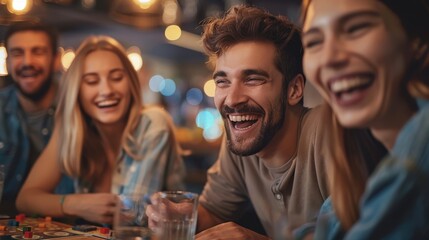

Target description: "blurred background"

left=0, top=0, right=322, bottom=193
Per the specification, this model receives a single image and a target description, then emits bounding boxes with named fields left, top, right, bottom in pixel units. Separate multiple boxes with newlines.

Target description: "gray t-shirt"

left=200, top=107, right=329, bottom=237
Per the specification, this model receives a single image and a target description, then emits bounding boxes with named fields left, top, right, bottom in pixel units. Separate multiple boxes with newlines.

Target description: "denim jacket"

left=314, top=102, right=429, bottom=239
left=0, top=86, right=73, bottom=215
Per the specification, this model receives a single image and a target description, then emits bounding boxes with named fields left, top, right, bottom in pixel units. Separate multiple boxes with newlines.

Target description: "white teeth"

left=228, top=115, right=258, bottom=122
left=97, top=99, right=119, bottom=107
left=331, top=77, right=371, bottom=93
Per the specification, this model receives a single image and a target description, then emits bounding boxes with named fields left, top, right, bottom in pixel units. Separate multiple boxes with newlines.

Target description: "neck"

left=95, top=120, right=126, bottom=161
left=18, top=84, right=56, bottom=113
left=258, top=105, right=306, bottom=168
left=371, top=105, right=416, bottom=151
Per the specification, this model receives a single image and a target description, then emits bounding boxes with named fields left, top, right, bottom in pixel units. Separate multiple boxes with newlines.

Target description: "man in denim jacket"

left=0, top=23, right=72, bottom=215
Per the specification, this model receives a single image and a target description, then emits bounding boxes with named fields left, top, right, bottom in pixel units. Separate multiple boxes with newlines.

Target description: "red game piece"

left=38, top=223, right=46, bottom=228
left=0, top=225, right=6, bottom=231
left=99, top=227, right=110, bottom=234
left=15, top=213, right=25, bottom=222
left=23, top=231, right=33, bottom=239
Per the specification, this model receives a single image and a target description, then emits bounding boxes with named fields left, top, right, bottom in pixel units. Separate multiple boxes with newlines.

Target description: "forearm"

left=16, top=189, right=67, bottom=217
left=197, top=205, right=225, bottom=232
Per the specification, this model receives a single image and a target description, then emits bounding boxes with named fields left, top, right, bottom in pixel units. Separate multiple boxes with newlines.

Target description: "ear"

left=287, top=74, right=305, bottom=106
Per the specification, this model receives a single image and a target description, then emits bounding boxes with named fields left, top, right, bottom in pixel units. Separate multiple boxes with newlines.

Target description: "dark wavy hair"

left=202, top=4, right=305, bottom=104
left=5, top=22, right=58, bottom=55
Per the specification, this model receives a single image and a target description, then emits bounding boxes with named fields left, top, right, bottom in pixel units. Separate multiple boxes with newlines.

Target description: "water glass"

left=114, top=193, right=152, bottom=240
left=155, top=191, right=199, bottom=240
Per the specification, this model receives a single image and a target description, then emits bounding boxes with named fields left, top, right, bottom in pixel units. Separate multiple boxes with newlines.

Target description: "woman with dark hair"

left=302, top=0, right=429, bottom=238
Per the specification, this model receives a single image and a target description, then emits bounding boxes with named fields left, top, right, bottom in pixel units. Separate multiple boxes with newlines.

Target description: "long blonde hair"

left=56, top=36, right=142, bottom=183
left=302, top=0, right=429, bottom=230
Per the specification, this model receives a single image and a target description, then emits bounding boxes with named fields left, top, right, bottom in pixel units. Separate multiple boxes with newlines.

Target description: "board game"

left=0, top=214, right=111, bottom=239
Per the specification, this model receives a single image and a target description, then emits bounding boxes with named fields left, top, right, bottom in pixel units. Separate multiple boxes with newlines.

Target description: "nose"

left=99, top=79, right=114, bottom=97
left=321, top=35, right=348, bottom=69
left=223, top=81, right=248, bottom=108
left=23, top=51, right=34, bottom=65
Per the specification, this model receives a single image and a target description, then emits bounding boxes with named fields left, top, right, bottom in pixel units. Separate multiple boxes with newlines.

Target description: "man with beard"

left=146, top=5, right=329, bottom=239
left=0, top=23, right=72, bottom=215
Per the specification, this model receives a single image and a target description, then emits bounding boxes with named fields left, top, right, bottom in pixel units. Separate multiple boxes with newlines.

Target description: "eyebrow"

left=303, top=10, right=380, bottom=37
left=109, top=68, right=125, bottom=74
left=212, top=69, right=270, bottom=79
left=212, top=71, right=226, bottom=79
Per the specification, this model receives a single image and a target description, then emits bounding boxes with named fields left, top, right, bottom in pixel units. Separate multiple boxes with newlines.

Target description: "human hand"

left=146, top=192, right=196, bottom=234
left=195, top=222, right=270, bottom=240
left=63, top=193, right=117, bottom=224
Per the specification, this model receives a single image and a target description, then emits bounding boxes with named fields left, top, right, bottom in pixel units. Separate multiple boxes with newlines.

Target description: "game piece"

left=44, top=216, right=52, bottom=222
left=23, top=231, right=33, bottom=239
left=15, top=214, right=25, bottom=222
left=99, top=227, right=110, bottom=234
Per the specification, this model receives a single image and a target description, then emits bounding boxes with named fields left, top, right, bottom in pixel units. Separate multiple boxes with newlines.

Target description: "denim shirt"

left=0, top=86, right=73, bottom=215
left=314, top=102, right=429, bottom=239
left=74, top=107, right=185, bottom=195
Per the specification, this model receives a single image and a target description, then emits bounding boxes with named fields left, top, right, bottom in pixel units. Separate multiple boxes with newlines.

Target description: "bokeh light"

left=196, top=108, right=223, bottom=141
left=160, top=78, right=176, bottom=96
left=203, top=79, right=216, bottom=97
left=186, top=88, right=203, bottom=106
left=165, top=25, right=182, bottom=41
left=61, top=49, right=75, bottom=71
left=149, top=75, right=166, bottom=92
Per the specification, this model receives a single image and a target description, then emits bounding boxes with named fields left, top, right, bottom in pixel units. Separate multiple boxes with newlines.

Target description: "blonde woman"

left=302, top=0, right=429, bottom=238
left=16, top=36, right=184, bottom=224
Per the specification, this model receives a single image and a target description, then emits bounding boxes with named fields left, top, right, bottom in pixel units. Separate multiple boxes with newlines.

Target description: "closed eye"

left=214, top=78, right=230, bottom=88
left=345, top=22, right=373, bottom=37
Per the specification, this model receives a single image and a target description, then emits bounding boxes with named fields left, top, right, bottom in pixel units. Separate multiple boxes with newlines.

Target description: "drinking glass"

left=154, top=191, right=199, bottom=240
left=114, top=193, right=152, bottom=240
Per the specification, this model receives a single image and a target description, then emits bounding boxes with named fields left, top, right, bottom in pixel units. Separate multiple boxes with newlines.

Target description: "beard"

left=15, top=65, right=54, bottom=102
left=222, top=94, right=287, bottom=156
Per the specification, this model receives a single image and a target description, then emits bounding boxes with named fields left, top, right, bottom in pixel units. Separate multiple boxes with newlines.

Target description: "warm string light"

left=6, top=0, right=32, bottom=15
left=0, top=45, right=8, bottom=76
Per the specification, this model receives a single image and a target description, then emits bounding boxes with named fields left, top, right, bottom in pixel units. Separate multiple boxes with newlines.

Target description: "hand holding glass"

left=148, top=191, right=198, bottom=240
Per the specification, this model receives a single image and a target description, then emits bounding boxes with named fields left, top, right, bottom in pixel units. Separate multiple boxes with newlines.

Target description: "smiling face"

left=302, top=0, right=414, bottom=129
left=214, top=41, right=286, bottom=156
left=7, top=31, right=56, bottom=101
left=79, top=50, right=131, bottom=127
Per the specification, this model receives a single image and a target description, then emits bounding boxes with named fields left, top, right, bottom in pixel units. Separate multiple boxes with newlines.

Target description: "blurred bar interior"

left=0, top=0, right=321, bottom=192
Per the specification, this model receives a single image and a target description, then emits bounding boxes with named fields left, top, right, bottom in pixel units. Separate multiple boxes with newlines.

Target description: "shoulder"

left=393, top=105, right=429, bottom=159
left=141, top=106, right=172, bottom=123
left=0, top=86, right=16, bottom=100
left=136, top=106, right=175, bottom=135
left=0, top=86, right=17, bottom=110
left=299, top=106, right=323, bottom=144
left=302, top=105, right=323, bottom=128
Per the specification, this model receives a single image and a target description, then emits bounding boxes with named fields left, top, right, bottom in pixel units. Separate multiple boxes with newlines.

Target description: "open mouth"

left=18, top=68, right=41, bottom=78
left=228, top=114, right=259, bottom=130
left=329, top=74, right=374, bottom=99
left=96, top=99, right=120, bottom=108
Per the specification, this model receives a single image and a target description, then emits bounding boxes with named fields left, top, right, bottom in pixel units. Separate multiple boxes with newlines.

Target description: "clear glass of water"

left=113, top=193, right=152, bottom=240
left=154, top=191, right=199, bottom=240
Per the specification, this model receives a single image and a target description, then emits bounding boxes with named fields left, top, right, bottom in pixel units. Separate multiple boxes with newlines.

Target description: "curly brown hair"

left=202, top=5, right=305, bottom=103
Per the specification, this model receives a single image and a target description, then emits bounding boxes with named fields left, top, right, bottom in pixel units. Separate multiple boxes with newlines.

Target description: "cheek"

left=303, top=54, right=318, bottom=86
left=78, top=88, right=93, bottom=111
left=213, top=89, right=223, bottom=108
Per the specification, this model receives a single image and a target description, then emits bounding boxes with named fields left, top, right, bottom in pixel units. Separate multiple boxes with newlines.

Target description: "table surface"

left=0, top=217, right=110, bottom=239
